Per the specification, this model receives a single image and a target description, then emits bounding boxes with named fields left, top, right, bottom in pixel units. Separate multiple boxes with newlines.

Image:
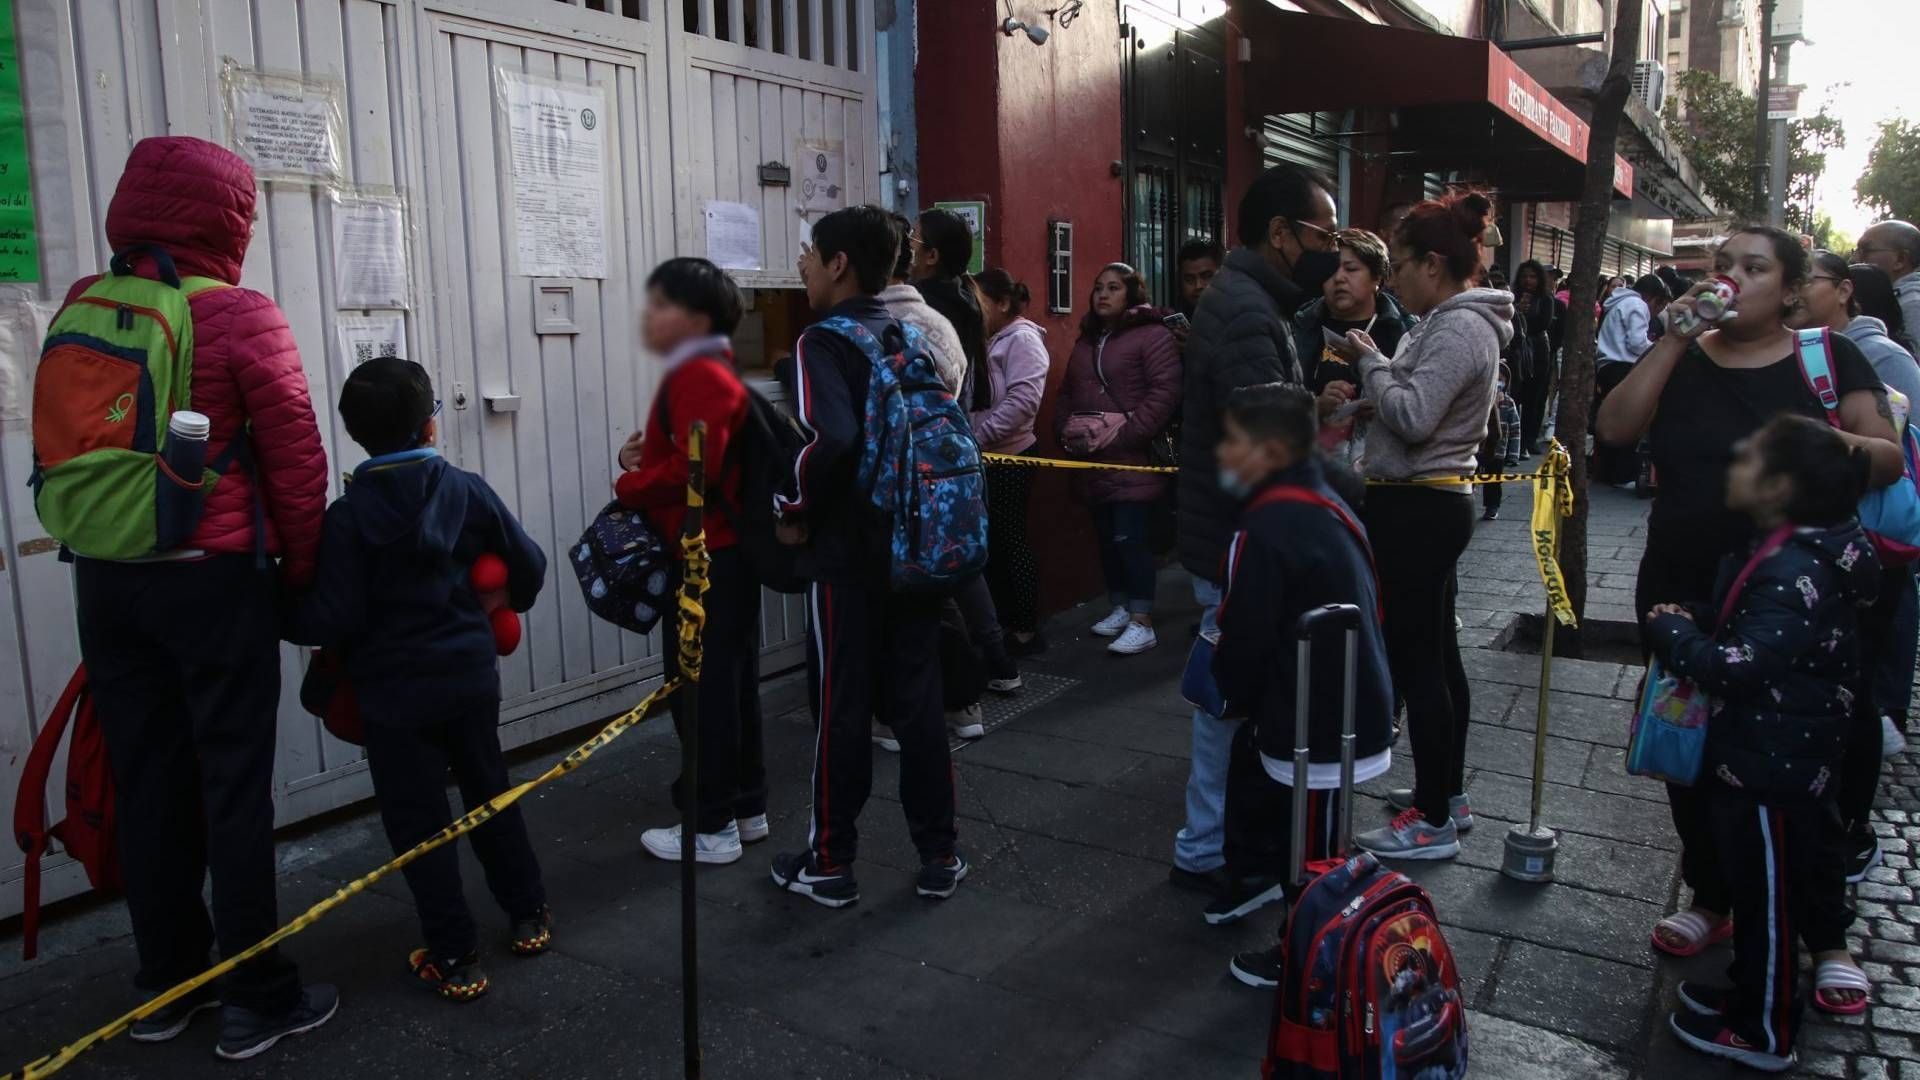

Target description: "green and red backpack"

left=30, top=244, right=234, bottom=559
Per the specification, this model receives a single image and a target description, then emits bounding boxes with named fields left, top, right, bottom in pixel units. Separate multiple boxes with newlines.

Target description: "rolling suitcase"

left=1262, top=604, right=1469, bottom=1080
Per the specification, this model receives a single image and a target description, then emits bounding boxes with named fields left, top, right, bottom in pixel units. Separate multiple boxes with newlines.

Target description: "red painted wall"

left=918, top=0, right=1128, bottom=616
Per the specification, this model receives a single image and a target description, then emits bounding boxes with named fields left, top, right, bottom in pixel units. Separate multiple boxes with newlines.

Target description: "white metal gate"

left=0, top=0, right=876, bottom=919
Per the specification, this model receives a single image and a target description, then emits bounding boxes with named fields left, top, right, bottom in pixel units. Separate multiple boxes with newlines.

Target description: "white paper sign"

left=226, top=70, right=345, bottom=184
left=335, top=313, right=406, bottom=381
left=703, top=201, right=763, bottom=271
left=498, top=70, right=608, bottom=279
left=796, top=141, right=845, bottom=214
left=331, top=196, right=410, bottom=309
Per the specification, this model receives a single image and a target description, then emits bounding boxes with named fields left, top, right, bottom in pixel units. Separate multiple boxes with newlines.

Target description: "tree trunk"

left=1551, top=0, right=1644, bottom=658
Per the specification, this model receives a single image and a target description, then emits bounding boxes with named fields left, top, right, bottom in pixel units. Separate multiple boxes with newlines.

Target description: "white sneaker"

left=947, top=703, right=986, bottom=740
left=736, top=814, right=770, bottom=844
left=641, top=822, right=743, bottom=865
left=1884, top=715, right=1908, bottom=759
left=1091, top=605, right=1131, bottom=637
left=872, top=721, right=901, bottom=754
left=1108, top=622, right=1158, bottom=655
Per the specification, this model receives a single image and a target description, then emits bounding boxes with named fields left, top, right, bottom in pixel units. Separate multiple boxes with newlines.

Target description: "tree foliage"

left=1663, top=70, right=1844, bottom=227
left=1857, top=118, right=1920, bottom=224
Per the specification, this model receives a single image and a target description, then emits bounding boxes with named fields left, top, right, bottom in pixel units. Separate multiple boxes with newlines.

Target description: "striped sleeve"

left=775, top=327, right=857, bottom=516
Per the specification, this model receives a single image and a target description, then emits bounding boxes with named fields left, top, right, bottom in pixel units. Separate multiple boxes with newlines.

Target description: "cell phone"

left=1162, top=312, right=1191, bottom=332
left=1329, top=399, right=1366, bottom=423
left=1323, top=327, right=1359, bottom=357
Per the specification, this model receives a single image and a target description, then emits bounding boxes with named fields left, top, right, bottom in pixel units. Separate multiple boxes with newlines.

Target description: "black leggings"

left=985, top=458, right=1040, bottom=634
left=1364, top=486, right=1475, bottom=826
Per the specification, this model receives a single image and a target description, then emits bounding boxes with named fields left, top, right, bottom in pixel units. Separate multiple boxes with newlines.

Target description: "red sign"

left=1613, top=156, right=1635, bottom=199
left=1488, top=51, right=1591, bottom=163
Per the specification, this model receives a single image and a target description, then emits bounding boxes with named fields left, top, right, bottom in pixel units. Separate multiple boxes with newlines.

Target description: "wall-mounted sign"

left=0, top=2, right=35, bottom=283
left=1048, top=221, right=1074, bottom=315
left=497, top=69, right=609, bottom=279
left=224, top=64, right=347, bottom=185
left=758, top=161, right=792, bottom=187
left=795, top=140, right=845, bottom=214
left=933, top=200, right=987, bottom=275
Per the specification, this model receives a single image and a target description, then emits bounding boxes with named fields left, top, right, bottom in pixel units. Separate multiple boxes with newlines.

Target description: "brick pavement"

left=1, top=480, right=1915, bottom=1078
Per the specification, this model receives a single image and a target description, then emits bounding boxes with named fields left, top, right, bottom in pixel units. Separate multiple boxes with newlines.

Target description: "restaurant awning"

left=1235, top=6, right=1634, bottom=202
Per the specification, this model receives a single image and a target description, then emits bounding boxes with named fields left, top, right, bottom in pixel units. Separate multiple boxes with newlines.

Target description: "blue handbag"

left=571, top=500, right=673, bottom=634
left=1180, top=633, right=1225, bottom=717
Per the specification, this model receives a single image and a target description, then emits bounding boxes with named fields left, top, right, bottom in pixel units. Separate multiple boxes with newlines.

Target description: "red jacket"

left=615, top=345, right=747, bottom=550
left=65, top=137, right=329, bottom=584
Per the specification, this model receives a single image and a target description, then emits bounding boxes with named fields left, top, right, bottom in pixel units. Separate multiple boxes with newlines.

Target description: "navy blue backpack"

left=815, top=315, right=989, bottom=591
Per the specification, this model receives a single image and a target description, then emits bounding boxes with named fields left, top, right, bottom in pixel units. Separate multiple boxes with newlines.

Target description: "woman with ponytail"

left=1598, top=226, right=1904, bottom=966
left=1341, top=191, right=1511, bottom=862
left=974, top=269, right=1051, bottom=652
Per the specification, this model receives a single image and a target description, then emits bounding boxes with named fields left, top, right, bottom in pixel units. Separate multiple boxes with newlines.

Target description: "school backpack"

left=705, top=388, right=809, bottom=594
left=12, top=666, right=118, bottom=961
left=30, top=245, right=236, bottom=560
left=1264, top=852, right=1469, bottom=1079
left=1795, top=326, right=1920, bottom=564
left=816, top=315, right=989, bottom=591
left=572, top=501, right=674, bottom=634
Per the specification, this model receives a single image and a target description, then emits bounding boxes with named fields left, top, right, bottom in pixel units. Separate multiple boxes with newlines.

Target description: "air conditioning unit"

left=1632, top=60, right=1667, bottom=113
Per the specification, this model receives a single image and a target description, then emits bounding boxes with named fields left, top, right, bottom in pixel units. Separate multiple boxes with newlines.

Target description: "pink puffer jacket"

left=64, top=137, right=329, bottom=584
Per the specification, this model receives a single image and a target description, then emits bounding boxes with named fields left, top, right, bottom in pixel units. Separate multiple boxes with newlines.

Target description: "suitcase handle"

left=1289, top=604, right=1363, bottom=887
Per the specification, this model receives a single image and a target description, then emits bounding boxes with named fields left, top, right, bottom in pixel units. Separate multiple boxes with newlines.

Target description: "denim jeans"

left=1092, top=501, right=1158, bottom=614
left=1174, top=574, right=1239, bottom=873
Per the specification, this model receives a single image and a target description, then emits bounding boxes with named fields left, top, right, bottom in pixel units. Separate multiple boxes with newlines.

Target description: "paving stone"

left=1466, top=1013, right=1631, bottom=1079
left=1485, top=942, right=1652, bottom=1050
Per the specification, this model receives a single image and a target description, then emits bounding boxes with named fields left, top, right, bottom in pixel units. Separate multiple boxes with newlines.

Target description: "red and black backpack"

left=12, top=666, right=118, bottom=960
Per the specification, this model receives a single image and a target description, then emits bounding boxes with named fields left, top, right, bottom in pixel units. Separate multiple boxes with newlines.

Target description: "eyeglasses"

left=1294, top=220, right=1341, bottom=250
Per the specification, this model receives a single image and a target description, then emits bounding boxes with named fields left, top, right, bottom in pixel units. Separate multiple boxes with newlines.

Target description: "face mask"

left=1218, top=464, right=1254, bottom=500
left=1291, top=247, right=1342, bottom=296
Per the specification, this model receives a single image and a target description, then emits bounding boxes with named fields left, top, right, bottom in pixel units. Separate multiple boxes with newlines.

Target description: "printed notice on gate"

left=335, top=313, right=405, bottom=383
left=497, top=70, right=608, bottom=279
left=795, top=140, right=845, bottom=215
left=331, top=193, right=410, bottom=309
left=224, top=67, right=346, bottom=185
left=703, top=201, right=762, bottom=271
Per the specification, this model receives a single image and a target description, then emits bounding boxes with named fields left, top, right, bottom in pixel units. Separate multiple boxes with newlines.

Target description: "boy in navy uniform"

left=288, top=358, right=551, bottom=1002
left=1198, top=384, right=1395, bottom=988
left=768, top=205, right=966, bottom=907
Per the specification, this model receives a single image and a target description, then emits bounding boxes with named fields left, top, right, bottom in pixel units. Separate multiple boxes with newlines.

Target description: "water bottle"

left=1670, top=276, right=1739, bottom=336
left=156, top=410, right=210, bottom=549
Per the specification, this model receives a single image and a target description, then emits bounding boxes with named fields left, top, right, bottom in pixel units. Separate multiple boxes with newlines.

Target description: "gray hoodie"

left=1844, top=315, right=1920, bottom=416
left=1358, top=287, right=1514, bottom=482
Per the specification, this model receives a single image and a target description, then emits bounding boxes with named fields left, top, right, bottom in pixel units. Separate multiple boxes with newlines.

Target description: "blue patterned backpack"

left=816, top=315, right=989, bottom=591
left=571, top=501, right=673, bottom=634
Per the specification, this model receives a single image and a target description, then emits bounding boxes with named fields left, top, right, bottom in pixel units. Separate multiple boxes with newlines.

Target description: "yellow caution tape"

left=8, top=533, right=714, bottom=1080
left=981, top=452, right=1177, bottom=474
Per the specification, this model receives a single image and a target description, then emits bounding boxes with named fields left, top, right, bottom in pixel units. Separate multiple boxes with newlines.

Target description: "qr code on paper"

left=353, top=339, right=400, bottom=364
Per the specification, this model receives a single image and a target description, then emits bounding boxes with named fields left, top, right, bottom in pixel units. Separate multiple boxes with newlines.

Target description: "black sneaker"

left=770, top=850, right=860, bottom=908
left=1676, top=981, right=1730, bottom=1017
left=129, top=984, right=221, bottom=1043
left=1847, top=832, right=1883, bottom=885
left=1006, top=631, right=1049, bottom=658
left=916, top=853, right=970, bottom=899
left=214, top=984, right=340, bottom=1062
left=1229, top=945, right=1284, bottom=989
left=408, top=948, right=491, bottom=1003
left=1203, top=877, right=1287, bottom=926
left=984, top=640, right=1023, bottom=693
left=1169, top=864, right=1229, bottom=899
left=1667, top=1007, right=1794, bottom=1073
left=1481, top=506, right=1500, bottom=522
left=509, top=906, right=554, bottom=956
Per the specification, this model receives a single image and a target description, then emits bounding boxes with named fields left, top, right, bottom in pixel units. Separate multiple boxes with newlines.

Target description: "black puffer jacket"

left=1177, top=248, right=1307, bottom=580
left=1650, top=521, right=1881, bottom=796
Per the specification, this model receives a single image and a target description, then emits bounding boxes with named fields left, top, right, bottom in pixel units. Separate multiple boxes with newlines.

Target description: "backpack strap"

left=1716, top=525, right=1795, bottom=630
left=1794, top=326, right=1843, bottom=427
left=110, top=244, right=181, bottom=288
left=1246, top=484, right=1385, bottom=621
left=12, top=666, right=89, bottom=961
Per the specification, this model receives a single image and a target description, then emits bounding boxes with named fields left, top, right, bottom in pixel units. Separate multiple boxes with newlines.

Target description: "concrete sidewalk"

left=2, top=482, right=1915, bottom=1078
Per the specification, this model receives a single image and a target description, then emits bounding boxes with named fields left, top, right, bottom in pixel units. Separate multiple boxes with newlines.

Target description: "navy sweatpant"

left=804, top=580, right=956, bottom=869
left=1710, top=785, right=1843, bottom=1057
left=1223, top=720, right=1348, bottom=893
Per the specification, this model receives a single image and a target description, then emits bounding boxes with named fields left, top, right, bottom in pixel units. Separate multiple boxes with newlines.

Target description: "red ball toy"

left=469, top=553, right=521, bottom=656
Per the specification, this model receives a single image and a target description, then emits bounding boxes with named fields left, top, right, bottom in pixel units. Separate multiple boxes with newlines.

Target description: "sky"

left=1793, top=0, right=1920, bottom=236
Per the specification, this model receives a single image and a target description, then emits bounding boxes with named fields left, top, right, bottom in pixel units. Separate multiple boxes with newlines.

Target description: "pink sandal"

left=1652, top=909, right=1733, bottom=958
left=1813, top=960, right=1871, bottom=1016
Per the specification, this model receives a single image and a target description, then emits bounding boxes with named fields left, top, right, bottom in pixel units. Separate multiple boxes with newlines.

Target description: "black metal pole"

left=1751, top=0, right=1776, bottom=216
left=680, top=421, right=706, bottom=1080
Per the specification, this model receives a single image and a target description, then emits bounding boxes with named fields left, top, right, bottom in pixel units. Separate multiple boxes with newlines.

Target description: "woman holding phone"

left=1291, top=228, right=1418, bottom=468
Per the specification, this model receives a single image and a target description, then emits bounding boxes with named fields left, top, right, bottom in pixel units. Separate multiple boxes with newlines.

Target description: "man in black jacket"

left=770, top=205, right=965, bottom=908
left=911, top=207, right=990, bottom=411
left=1172, top=163, right=1343, bottom=897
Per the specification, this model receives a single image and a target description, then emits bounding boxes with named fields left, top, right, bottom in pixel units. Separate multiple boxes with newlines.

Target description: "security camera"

left=1025, top=23, right=1050, bottom=44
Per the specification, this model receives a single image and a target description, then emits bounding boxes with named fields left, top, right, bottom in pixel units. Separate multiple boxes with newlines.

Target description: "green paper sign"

left=933, top=200, right=986, bottom=276
left=0, top=1, right=38, bottom=283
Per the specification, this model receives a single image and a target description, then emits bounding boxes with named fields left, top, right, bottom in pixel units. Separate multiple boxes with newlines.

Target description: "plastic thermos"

left=1672, top=275, right=1738, bottom=335
left=156, top=410, right=211, bottom=549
